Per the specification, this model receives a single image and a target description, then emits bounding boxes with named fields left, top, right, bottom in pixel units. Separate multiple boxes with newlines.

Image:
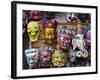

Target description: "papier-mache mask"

left=72, top=27, right=88, bottom=58
left=57, top=26, right=71, bottom=52
left=28, top=11, right=42, bottom=21
left=27, top=21, right=40, bottom=42
left=66, top=13, right=77, bottom=23
left=52, top=50, right=66, bottom=67
left=25, top=48, right=39, bottom=69
left=44, top=21, right=57, bottom=45
left=39, top=47, right=53, bottom=68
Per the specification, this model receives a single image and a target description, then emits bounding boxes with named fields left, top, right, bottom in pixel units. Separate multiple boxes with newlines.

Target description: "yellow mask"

left=45, top=28, right=55, bottom=45
left=27, top=21, right=40, bottom=42
left=52, top=50, right=66, bottom=67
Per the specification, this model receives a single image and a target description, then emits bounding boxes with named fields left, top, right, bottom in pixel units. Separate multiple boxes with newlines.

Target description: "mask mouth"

left=35, top=30, right=39, bottom=34
left=40, top=61, right=51, bottom=67
left=61, top=43, right=70, bottom=49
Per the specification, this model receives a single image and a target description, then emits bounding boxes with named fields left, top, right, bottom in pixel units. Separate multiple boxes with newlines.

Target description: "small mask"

left=39, top=48, right=52, bottom=68
left=25, top=48, right=39, bottom=69
left=44, top=21, right=57, bottom=45
left=67, top=13, right=77, bottom=23
left=27, top=21, right=40, bottom=42
left=32, top=11, right=42, bottom=21
left=52, top=50, right=66, bottom=67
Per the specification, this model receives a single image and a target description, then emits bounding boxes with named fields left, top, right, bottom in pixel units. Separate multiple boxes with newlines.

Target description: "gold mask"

left=45, top=28, right=55, bottom=45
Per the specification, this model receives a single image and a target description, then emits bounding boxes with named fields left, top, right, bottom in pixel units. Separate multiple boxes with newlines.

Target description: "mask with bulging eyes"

left=25, top=48, right=39, bottom=69
left=27, top=21, right=40, bottom=42
left=57, top=30, right=71, bottom=52
left=39, top=48, right=52, bottom=68
left=52, top=50, right=66, bottom=67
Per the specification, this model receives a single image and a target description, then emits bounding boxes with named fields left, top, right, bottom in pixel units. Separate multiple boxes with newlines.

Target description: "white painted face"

left=72, top=34, right=85, bottom=50
left=25, top=49, right=39, bottom=68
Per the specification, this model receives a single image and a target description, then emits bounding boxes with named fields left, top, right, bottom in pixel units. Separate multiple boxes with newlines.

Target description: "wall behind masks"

left=0, top=0, right=99, bottom=80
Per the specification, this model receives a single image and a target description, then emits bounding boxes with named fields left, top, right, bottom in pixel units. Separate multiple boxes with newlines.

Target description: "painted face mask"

left=32, top=11, right=42, bottom=21
left=39, top=48, right=52, bottom=68
left=44, top=21, right=57, bottom=45
left=57, top=29, right=71, bottom=52
left=52, top=50, right=66, bottom=67
left=25, top=48, right=39, bottom=69
left=27, top=21, right=40, bottom=42
left=72, top=30, right=88, bottom=58
left=67, top=13, right=77, bottom=23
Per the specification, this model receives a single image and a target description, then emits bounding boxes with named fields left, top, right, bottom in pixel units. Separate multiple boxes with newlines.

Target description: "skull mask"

left=25, top=48, right=39, bottom=69
left=27, top=21, right=40, bottom=42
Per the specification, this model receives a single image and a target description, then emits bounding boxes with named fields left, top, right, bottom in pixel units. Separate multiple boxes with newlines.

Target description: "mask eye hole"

left=76, top=37, right=80, bottom=40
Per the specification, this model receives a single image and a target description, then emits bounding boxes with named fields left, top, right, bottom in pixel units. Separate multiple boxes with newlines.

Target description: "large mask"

left=52, top=50, right=66, bottom=67
left=72, top=33, right=88, bottom=58
left=39, top=48, right=52, bottom=68
left=44, top=21, right=57, bottom=45
left=57, top=29, right=71, bottom=52
left=27, top=21, right=40, bottom=42
left=25, top=48, right=39, bottom=69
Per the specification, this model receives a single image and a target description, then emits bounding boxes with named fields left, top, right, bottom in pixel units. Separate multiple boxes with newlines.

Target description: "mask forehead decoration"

left=66, top=13, right=77, bottom=23
left=44, top=21, right=57, bottom=45
left=57, top=26, right=71, bottom=52
left=39, top=47, right=53, bottom=68
left=52, top=50, right=66, bottom=67
left=27, top=21, right=40, bottom=42
left=25, top=48, right=39, bottom=69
